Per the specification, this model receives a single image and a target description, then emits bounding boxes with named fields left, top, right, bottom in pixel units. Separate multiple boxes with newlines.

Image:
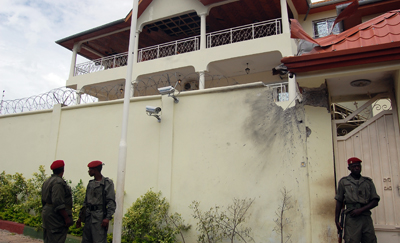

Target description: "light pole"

left=112, top=0, right=139, bottom=242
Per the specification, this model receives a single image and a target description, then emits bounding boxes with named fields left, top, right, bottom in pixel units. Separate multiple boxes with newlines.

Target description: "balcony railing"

left=74, top=18, right=282, bottom=76
left=75, top=52, right=128, bottom=76
left=138, top=36, right=200, bottom=62
left=207, top=19, right=281, bottom=48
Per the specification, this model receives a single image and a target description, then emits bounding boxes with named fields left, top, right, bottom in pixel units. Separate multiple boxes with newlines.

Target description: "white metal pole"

left=112, top=1, right=139, bottom=242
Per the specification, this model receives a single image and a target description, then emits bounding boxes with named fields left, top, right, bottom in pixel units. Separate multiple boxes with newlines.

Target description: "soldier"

left=76, top=160, right=116, bottom=243
left=41, top=160, right=73, bottom=243
left=335, top=157, right=380, bottom=243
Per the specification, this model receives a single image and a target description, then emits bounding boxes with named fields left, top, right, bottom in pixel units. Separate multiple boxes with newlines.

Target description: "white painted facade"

left=1, top=0, right=400, bottom=242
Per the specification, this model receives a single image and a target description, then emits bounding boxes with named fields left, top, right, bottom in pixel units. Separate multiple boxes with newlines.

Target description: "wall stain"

left=243, top=88, right=306, bottom=154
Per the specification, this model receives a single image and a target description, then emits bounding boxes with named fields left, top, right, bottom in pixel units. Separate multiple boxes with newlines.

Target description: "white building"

left=1, top=0, right=400, bottom=242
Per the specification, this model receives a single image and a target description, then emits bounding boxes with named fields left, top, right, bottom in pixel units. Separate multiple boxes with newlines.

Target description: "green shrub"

left=122, top=189, right=190, bottom=243
left=68, top=179, right=86, bottom=236
left=0, top=171, right=27, bottom=210
left=0, top=205, right=30, bottom=224
left=22, top=165, right=48, bottom=216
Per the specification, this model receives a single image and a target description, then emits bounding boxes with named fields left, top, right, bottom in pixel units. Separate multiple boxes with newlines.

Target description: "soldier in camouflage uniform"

left=41, top=160, right=73, bottom=243
left=76, top=160, right=116, bottom=243
left=335, top=157, right=380, bottom=243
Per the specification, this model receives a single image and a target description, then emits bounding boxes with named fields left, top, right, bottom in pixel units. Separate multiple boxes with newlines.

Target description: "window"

left=313, top=17, right=340, bottom=38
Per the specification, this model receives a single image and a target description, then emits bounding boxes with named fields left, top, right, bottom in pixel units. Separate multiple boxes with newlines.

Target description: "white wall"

left=0, top=83, right=336, bottom=242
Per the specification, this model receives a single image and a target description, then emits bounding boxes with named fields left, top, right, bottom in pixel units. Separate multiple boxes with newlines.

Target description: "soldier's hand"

left=101, top=218, right=110, bottom=229
left=349, top=208, right=362, bottom=217
left=65, top=217, right=73, bottom=227
left=76, top=218, right=82, bottom=228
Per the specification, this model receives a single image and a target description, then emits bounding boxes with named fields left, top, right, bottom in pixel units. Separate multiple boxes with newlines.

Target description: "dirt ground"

left=0, top=229, right=43, bottom=243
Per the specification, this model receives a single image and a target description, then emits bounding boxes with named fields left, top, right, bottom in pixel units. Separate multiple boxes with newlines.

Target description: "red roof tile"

left=310, top=9, right=400, bottom=53
left=281, top=9, right=400, bottom=73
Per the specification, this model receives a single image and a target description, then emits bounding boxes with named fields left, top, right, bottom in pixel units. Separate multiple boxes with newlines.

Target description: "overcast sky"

left=0, top=0, right=133, bottom=101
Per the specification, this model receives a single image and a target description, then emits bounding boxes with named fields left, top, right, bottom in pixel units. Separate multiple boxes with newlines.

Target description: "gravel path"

left=0, top=229, right=43, bottom=243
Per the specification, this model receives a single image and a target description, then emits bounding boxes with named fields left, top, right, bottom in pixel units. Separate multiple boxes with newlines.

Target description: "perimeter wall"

left=0, top=82, right=336, bottom=243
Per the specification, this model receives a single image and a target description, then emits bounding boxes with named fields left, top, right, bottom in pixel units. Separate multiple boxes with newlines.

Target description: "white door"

left=332, top=93, right=400, bottom=242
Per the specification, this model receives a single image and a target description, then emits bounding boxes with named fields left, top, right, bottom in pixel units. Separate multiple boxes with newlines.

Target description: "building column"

left=200, top=13, right=207, bottom=50
left=131, top=30, right=141, bottom=98
left=280, top=0, right=290, bottom=34
left=76, top=92, right=81, bottom=105
left=199, top=71, right=206, bottom=90
left=69, top=43, right=81, bottom=79
left=133, top=30, right=141, bottom=64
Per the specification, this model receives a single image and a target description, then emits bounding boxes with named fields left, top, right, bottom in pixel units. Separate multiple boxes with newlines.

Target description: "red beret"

left=88, top=160, right=103, bottom=168
left=348, top=157, right=362, bottom=165
left=51, top=160, right=65, bottom=170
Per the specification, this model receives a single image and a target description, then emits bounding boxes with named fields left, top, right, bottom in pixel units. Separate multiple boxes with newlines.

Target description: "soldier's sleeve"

left=105, top=178, right=116, bottom=220
left=368, top=179, right=380, bottom=202
left=52, top=182, right=66, bottom=212
left=334, top=178, right=345, bottom=202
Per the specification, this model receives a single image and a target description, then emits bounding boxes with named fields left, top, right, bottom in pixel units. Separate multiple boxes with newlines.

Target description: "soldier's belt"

left=88, top=204, right=103, bottom=211
left=345, top=203, right=366, bottom=210
left=45, top=203, right=72, bottom=210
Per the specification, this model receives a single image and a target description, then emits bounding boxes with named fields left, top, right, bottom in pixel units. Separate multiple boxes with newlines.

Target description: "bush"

left=122, top=189, right=190, bottom=243
left=190, top=199, right=254, bottom=243
left=68, top=179, right=86, bottom=236
left=0, top=171, right=27, bottom=210
left=22, top=165, right=48, bottom=217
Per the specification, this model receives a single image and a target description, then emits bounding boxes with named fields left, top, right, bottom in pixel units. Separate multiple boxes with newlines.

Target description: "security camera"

left=146, top=106, right=161, bottom=114
left=158, top=86, right=175, bottom=95
left=146, top=106, right=161, bottom=122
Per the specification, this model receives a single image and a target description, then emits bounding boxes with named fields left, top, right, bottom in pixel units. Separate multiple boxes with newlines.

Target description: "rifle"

left=338, top=202, right=345, bottom=243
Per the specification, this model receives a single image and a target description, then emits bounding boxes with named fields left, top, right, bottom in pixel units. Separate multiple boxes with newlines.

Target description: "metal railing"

left=264, top=82, right=289, bottom=102
left=207, top=18, right=281, bottom=48
left=73, top=18, right=282, bottom=75
left=75, top=52, right=128, bottom=76
left=138, top=36, right=200, bottom=62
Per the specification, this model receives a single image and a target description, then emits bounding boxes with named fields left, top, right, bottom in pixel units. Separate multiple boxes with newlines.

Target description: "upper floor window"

left=313, top=17, right=340, bottom=38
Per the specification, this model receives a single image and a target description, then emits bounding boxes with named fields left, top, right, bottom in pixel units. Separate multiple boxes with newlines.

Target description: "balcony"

left=74, top=18, right=282, bottom=76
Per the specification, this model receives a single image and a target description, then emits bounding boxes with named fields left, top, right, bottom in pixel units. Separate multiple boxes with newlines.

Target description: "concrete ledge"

left=0, top=220, right=81, bottom=243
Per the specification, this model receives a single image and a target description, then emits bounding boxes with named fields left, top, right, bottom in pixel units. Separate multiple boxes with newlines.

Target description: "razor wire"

left=0, top=87, right=97, bottom=115
left=0, top=72, right=238, bottom=115
left=133, top=72, right=239, bottom=97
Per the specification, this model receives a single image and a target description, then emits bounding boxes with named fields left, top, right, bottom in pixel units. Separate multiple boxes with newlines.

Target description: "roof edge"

left=55, top=18, right=126, bottom=44
left=282, top=42, right=400, bottom=73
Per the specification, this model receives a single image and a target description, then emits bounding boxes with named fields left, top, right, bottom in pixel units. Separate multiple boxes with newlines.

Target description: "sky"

left=0, top=0, right=133, bottom=101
